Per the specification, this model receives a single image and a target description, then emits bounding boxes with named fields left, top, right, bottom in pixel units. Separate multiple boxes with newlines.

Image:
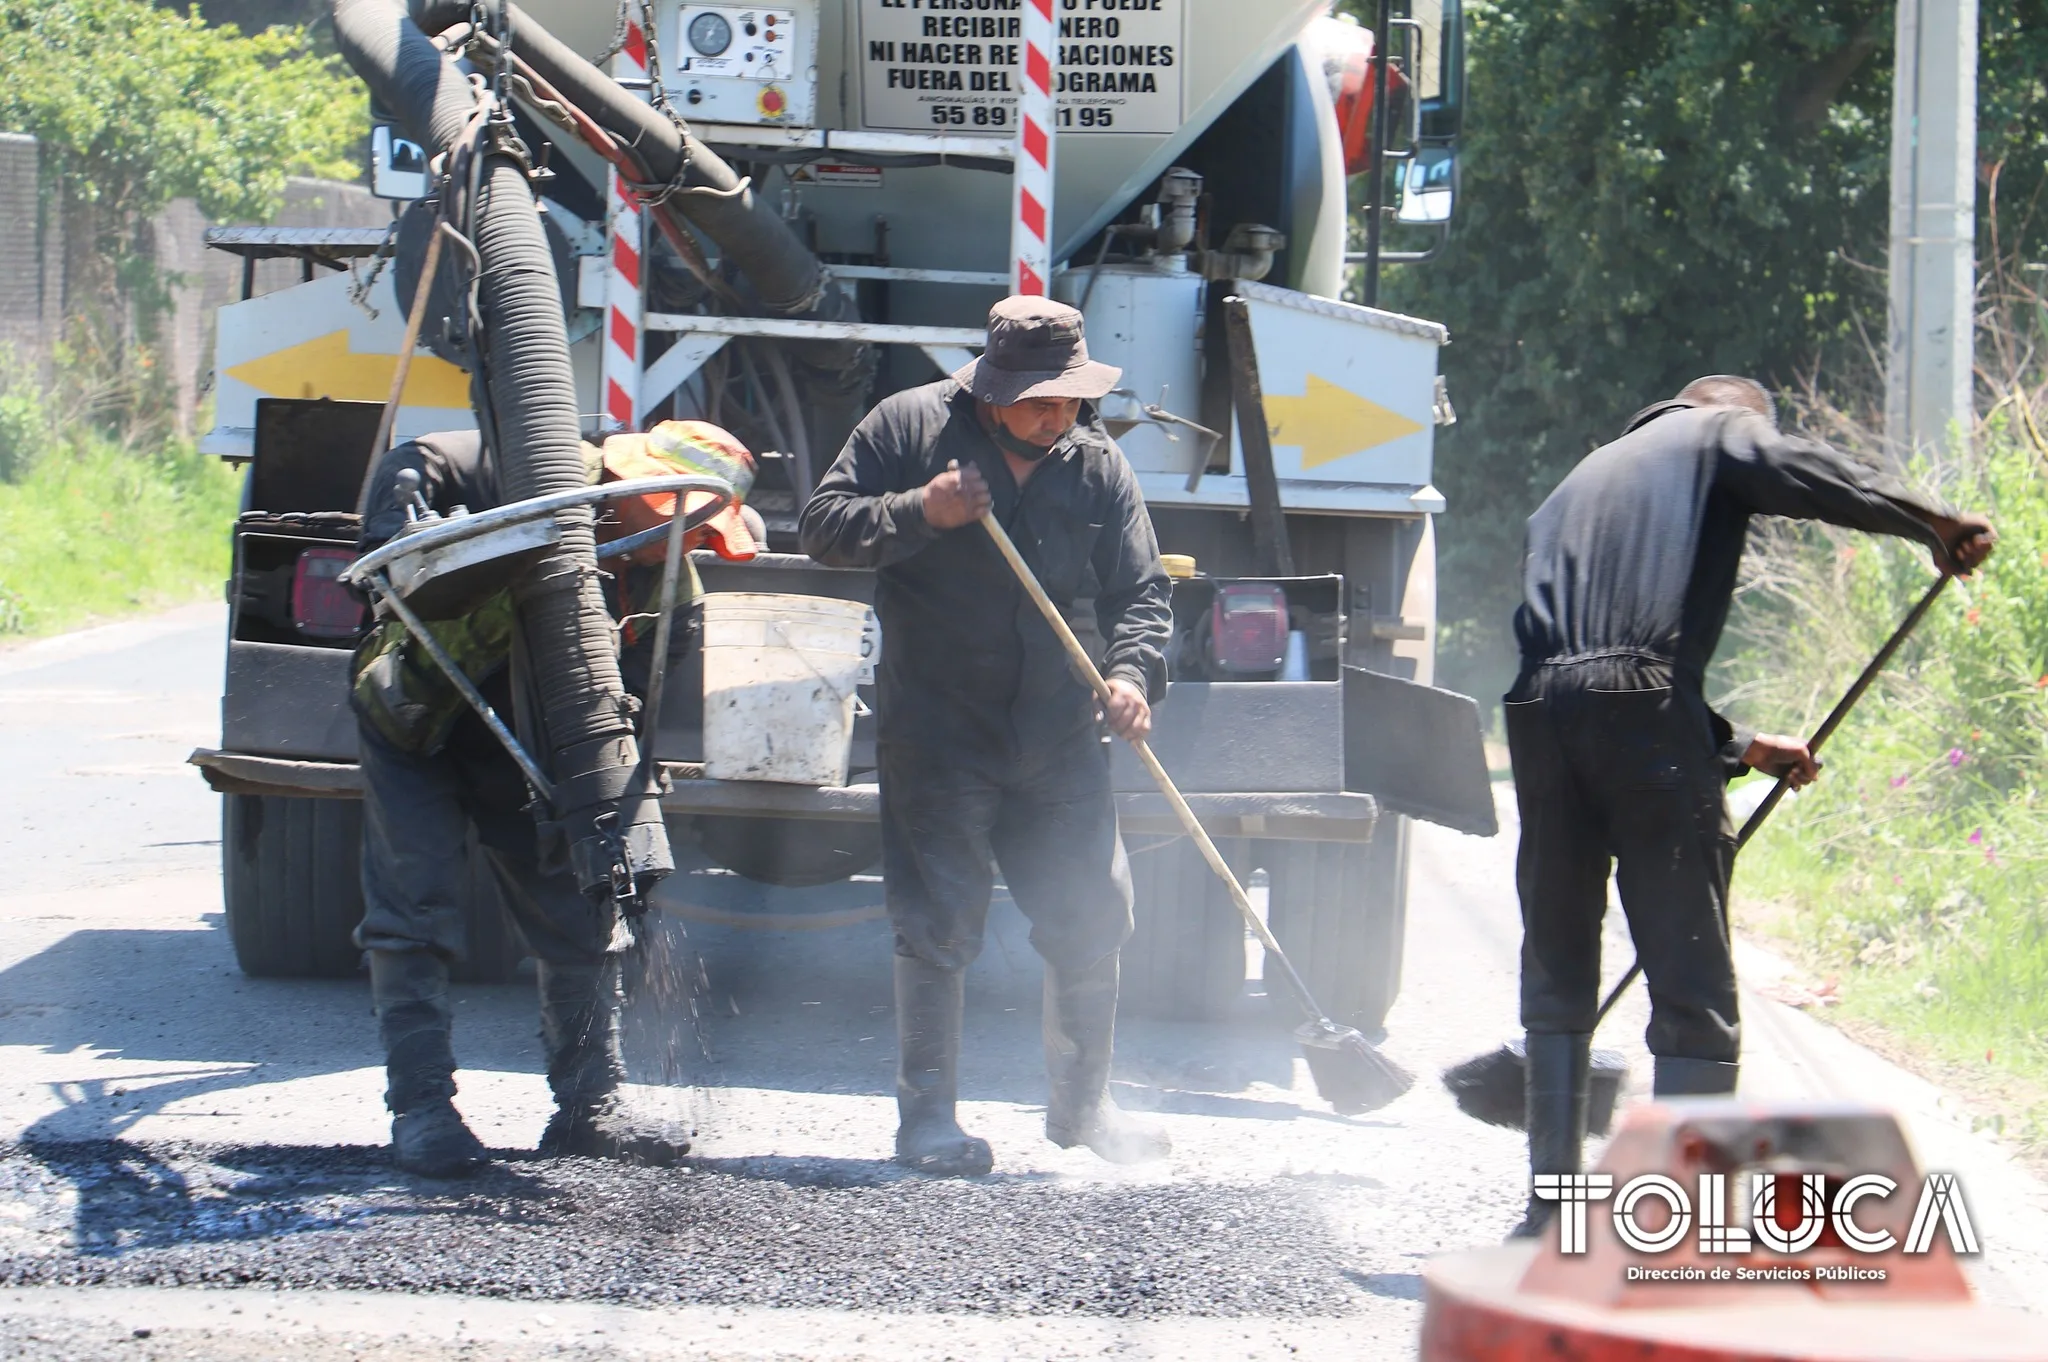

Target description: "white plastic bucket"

left=699, top=592, right=872, bottom=786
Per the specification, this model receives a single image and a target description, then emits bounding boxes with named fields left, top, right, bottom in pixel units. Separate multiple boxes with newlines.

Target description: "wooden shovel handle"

left=974, top=512, right=1318, bottom=1014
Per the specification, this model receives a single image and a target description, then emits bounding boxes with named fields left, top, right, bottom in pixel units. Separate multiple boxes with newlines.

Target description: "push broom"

left=1442, top=573, right=1953, bottom=1132
left=978, top=507, right=1413, bottom=1115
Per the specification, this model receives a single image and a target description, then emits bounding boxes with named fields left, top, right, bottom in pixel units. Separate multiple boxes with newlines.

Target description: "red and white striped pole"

left=1010, top=0, right=1056, bottom=296
left=601, top=15, right=650, bottom=433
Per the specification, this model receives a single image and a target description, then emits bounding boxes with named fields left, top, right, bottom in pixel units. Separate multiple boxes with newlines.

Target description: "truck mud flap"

left=1341, top=666, right=1498, bottom=838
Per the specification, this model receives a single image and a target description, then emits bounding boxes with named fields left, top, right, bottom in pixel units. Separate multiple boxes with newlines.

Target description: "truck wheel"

left=1120, top=835, right=1250, bottom=1023
left=1259, top=819, right=1409, bottom=1035
left=693, top=815, right=882, bottom=888
left=224, top=795, right=525, bottom=982
left=223, top=794, right=365, bottom=979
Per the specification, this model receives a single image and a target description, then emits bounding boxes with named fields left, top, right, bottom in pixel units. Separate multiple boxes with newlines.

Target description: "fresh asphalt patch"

left=0, top=1140, right=1362, bottom=1317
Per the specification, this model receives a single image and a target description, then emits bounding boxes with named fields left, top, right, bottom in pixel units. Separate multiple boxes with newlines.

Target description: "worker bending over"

left=1507, top=376, right=1994, bottom=1236
left=801, top=297, right=1173, bottom=1176
left=351, top=422, right=758, bottom=1177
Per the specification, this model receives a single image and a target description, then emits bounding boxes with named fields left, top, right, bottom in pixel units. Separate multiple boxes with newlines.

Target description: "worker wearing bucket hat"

left=350, top=424, right=759, bottom=1179
left=801, top=296, right=1174, bottom=1177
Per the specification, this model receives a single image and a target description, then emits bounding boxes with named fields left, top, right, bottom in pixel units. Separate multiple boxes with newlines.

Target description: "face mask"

left=988, top=421, right=1058, bottom=463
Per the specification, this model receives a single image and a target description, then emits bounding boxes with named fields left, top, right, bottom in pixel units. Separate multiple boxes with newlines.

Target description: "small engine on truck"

left=190, top=0, right=1495, bottom=1036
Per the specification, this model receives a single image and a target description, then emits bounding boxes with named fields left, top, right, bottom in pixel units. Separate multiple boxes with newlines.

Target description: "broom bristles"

left=1442, top=1043, right=1530, bottom=1129
left=1296, top=1019, right=1413, bottom=1115
left=1441, top=1041, right=1633, bottom=1133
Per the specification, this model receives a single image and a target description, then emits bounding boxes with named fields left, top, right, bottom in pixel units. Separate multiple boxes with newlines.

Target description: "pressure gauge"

left=686, top=10, right=732, bottom=56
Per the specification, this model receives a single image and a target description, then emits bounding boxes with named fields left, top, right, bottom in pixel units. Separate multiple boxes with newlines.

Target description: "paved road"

left=1, top=607, right=2045, bottom=1359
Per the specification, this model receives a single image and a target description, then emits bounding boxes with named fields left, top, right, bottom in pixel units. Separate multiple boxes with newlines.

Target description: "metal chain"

left=624, top=0, right=757, bottom=207
left=592, top=0, right=631, bottom=66
left=346, top=216, right=403, bottom=319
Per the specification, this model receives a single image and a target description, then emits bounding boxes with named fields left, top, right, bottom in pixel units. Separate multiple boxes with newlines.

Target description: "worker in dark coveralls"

left=1506, top=375, right=1994, bottom=1235
left=351, top=422, right=759, bottom=1178
left=800, top=297, right=1173, bottom=1176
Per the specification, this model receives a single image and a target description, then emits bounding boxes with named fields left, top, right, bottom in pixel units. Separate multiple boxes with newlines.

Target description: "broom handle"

left=1593, top=573, right=1952, bottom=1026
left=976, top=510, right=1332, bottom=1025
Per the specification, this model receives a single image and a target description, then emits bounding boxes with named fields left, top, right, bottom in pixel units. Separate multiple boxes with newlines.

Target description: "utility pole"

left=1886, top=0, right=1978, bottom=461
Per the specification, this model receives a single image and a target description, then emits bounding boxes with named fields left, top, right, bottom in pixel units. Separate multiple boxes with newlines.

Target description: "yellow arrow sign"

left=1264, top=373, right=1424, bottom=469
left=225, top=330, right=471, bottom=408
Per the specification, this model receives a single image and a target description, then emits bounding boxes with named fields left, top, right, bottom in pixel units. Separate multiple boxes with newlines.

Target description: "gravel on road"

left=0, top=1139, right=1363, bottom=1319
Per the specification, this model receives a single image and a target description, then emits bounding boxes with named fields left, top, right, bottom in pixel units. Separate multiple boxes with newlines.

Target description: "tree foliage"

left=1369, top=0, right=2048, bottom=699
left=0, top=0, right=359, bottom=228
left=0, top=0, right=362, bottom=427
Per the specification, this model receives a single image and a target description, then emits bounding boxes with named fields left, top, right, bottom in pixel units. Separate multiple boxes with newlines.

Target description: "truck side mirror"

left=370, top=124, right=430, bottom=201
left=1395, top=145, right=1456, bottom=225
left=368, top=94, right=430, bottom=203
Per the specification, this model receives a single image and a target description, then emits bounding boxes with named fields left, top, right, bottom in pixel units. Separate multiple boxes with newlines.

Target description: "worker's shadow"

left=635, top=862, right=1307, bottom=1116
left=14, top=1135, right=556, bottom=1261
left=0, top=919, right=544, bottom=1258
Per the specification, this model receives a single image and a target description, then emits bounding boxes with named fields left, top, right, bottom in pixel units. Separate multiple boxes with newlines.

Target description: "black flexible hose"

left=334, top=0, right=669, bottom=897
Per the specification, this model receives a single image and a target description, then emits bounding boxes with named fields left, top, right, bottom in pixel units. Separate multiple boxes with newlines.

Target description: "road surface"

left=1, top=605, right=2044, bottom=1359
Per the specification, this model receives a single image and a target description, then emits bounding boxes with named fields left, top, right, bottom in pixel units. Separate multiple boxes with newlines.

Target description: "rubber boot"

left=1043, top=952, right=1170, bottom=1164
left=370, top=948, right=488, bottom=1179
left=892, top=954, right=994, bottom=1177
left=535, top=958, right=690, bottom=1166
left=1653, top=1056, right=1740, bottom=1097
left=1508, top=1031, right=1590, bottom=1239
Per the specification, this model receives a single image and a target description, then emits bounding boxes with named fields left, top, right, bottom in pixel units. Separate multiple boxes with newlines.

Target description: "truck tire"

left=693, top=815, right=882, bottom=888
left=223, top=794, right=366, bottom=979
left=223, top=795, right=525, bottom=983
left=1120, top=835, right=1250, bottom=1023
left=1259, top=819, right=1409, bottom=1035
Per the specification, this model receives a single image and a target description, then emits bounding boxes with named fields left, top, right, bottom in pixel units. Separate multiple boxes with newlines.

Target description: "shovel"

left=977, top=508, right=1413, bottom=1115
left=1443, top=574, right=1952, bottom=1132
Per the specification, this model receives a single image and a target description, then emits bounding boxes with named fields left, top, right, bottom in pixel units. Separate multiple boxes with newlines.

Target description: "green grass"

left=0, top=437, right=243, bottom=637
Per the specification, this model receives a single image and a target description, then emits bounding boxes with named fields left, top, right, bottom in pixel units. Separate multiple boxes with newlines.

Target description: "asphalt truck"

left=189, top=0, right=1495, bottom=1030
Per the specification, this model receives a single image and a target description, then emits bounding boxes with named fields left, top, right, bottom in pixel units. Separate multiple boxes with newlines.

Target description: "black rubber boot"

left=1043, top=951, right=1170, bottom=1164
left=892, top=955, right=994, bottom=1177
left=1653, top=1056, right=1740, bottom=1097
left=1508, top=1031, right=1590, bottom=1240
left=371, top=949, right=488, bottom=1179
left=535, top=958, right=690, bottom=1166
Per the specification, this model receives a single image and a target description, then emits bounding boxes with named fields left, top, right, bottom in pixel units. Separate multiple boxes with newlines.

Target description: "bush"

left=1720, top=412, right=2048, bottom=1138
left=0, top=385, right=50, bottom=482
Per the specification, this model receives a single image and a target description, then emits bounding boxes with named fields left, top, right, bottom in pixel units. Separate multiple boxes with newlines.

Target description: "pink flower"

left=1969, top=828, right=1984, bottom=846
left=1948, top=748, right=1967, bottom=767
left=1890, top=774, right=1910, bottom=788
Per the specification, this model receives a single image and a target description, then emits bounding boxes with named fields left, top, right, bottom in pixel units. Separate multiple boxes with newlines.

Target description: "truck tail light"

left=292, top=547, right=364, bottom=639
left=1209, top=583, right=1289, bottom=675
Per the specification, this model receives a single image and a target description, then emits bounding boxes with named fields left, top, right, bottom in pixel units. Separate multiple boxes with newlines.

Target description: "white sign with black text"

left=858, top=0, right=1184, bottom=136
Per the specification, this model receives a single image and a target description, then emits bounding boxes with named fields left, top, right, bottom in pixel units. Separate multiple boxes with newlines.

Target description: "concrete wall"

left=0, top=133, right=387, bottom=432
left=0, top=133, right=54, bottom=371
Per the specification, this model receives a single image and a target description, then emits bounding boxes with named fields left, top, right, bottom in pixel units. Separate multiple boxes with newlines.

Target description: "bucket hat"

left=952, top=295, right=1121, bottom=405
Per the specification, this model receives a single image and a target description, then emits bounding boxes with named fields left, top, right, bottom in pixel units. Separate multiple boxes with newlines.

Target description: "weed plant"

left=1718, top=402, right=2048, bottom=1144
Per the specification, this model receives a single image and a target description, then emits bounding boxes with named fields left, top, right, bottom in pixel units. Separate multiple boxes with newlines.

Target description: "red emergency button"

left=758, top=85, right=787, bottom=118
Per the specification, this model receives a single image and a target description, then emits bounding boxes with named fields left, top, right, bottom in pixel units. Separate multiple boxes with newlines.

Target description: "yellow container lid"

left=1160, top=553, right=1197, bottom=579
